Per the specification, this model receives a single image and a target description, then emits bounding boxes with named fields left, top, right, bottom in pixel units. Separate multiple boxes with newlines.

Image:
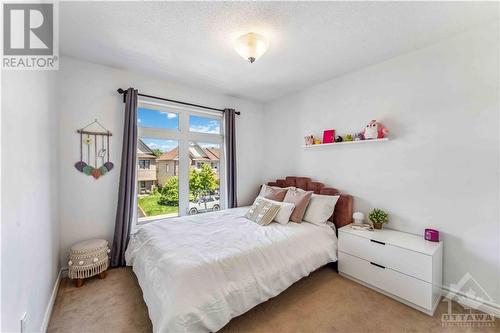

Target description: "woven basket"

left=68, top=239, right=110, bottom=279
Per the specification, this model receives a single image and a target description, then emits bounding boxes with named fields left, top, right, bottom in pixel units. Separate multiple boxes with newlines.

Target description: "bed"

left=126, top=176, right=353, bottom=332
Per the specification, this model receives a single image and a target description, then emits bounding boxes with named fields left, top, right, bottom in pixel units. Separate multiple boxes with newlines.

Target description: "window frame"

left=137, top=99, right=226, bottom=224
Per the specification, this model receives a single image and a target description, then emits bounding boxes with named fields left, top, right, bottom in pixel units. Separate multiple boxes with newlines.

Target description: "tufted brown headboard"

left=267, top=176, right=353, bottom=230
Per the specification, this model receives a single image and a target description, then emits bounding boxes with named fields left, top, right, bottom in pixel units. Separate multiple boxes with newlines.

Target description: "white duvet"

left=125, top=207, right=337, bottom=333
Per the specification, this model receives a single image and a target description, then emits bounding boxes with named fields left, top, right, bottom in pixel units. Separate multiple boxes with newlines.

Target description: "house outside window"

left=137, top=102, right=225, bottom=224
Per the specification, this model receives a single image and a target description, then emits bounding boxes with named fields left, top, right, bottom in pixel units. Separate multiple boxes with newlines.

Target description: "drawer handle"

left=370, top=239, right=385, bottom=245
left=370, top=262, right=386, bottom=269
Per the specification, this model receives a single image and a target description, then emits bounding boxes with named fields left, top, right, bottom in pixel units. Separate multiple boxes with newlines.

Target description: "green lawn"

left=138, top=194, right=178, bottom=217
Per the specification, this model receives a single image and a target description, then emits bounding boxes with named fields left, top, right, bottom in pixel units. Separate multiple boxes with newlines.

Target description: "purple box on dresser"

left=424, top=229, right=439, bottom=242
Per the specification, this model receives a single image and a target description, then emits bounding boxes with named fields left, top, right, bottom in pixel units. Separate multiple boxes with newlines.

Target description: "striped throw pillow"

left=245, top=198, right=281, bottom=226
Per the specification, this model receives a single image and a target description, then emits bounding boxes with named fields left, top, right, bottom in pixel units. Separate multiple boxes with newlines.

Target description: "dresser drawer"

left=339, top=231, right=432, bottom=282
left=338, top=251, right=433, bottom=310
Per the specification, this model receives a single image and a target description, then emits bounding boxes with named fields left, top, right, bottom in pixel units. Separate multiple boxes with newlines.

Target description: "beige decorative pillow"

left=256, top=197, right=295, bottom=224
left=284, top=188, right=313, bottom=223
left=259, top=184, right=289, bottom=202
left=245, top=198, right=281, bottom=226
left=303, top=194, right=340, bottom=225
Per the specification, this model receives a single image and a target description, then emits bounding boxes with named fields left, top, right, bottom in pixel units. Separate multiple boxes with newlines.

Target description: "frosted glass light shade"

left=234, top=32, right=268, bottom=63
left=353, top=212, right=365, bottom=224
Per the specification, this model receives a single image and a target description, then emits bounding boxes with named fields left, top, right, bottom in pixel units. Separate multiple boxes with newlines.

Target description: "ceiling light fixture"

left=234, top=32, right=268, bottom=64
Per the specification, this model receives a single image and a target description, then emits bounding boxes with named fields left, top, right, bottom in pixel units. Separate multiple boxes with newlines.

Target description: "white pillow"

left=256, top=196, right=295, bottom=224
left=303, top=194, right=340, bottom=225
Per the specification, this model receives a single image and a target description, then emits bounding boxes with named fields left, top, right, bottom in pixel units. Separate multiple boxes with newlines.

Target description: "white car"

left=188, top=196, right=220, bottom=215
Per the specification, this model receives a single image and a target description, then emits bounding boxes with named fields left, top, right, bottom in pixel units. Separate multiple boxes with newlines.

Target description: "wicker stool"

left=68, top=239, right=110, bottom=287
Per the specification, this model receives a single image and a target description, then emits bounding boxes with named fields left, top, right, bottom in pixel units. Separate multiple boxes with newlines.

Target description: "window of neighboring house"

left=139, top=160, right=151, bottom=169
left=137, top=101, right=225, bottom=224
left=140, top=181, right=146, bottom=189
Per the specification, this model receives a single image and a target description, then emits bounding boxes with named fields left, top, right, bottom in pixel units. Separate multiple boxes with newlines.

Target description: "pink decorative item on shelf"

left=363, top=120, right=389, bottom=139
left=424, top=229, right=439, bottom=242
left=322, top=129, right=335, bottom=144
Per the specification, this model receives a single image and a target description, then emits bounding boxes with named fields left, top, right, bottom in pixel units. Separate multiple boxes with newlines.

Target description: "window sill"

left=137, top=213, right=179, bottom=225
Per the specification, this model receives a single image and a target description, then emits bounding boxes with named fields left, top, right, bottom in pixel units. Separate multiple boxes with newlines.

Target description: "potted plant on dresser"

left=368, top=208, right=389, bottom=229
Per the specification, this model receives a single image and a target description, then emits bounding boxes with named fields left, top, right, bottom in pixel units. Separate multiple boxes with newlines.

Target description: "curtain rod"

left=117, top=88, right=240, bottom=115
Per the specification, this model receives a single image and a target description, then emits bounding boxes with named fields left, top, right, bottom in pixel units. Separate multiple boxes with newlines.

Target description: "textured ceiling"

left=60, top=2, right=498, bottom=102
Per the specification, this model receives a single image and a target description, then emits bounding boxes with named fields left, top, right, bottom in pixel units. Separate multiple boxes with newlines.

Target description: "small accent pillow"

left=245, top=198, right=281, bottom=226
left=284, top=188, right=313, bottom=223
left=259, top=184, right=289, bottom=202
left=257, top=197, right=295, bottom=224
left=303, top=194, right=340, bottom=226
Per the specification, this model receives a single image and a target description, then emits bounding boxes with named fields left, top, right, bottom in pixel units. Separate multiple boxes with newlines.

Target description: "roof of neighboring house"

left=157, top=143, right=219, bottom=162
left=203, top=148, right=219, bottom=160
left=157, top=147, right=179, bottom=161
left=138, top=139, right=157, bottom=159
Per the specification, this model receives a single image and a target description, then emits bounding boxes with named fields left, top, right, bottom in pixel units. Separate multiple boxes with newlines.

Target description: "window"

left=189, top=115, right=221, bottom=134
left=188, top=142, right=220, bottom=215
left=138, top=107, right=179, bottom=130
left=139, top=160, right=150, bottom=169
left=138, top=137, right=179, bottom=222
left=137, top=103, right=224, bottom=224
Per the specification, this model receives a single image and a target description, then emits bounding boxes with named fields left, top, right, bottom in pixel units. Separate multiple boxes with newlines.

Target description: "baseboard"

left=441, top=286, right=500, bottom=319
left=41, top=268, right=63, bottom=332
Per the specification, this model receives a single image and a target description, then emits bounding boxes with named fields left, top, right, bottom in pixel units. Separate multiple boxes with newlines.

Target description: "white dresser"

left=338, top=224, right=443, bottom=315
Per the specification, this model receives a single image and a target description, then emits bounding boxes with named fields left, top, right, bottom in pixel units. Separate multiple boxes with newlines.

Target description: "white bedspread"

left=125, top=207, right=337, bottom=333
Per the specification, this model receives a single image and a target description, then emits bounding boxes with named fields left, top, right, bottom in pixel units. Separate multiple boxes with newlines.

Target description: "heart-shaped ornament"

left=74, top=161, right=87, bottom=172
left=91, top=168, right=101, bottom=179
left=83, top=165, right=93, bottom=176
left=99, top=166, right=108, bottom=176
left=104, top=162, right=114, bottom=171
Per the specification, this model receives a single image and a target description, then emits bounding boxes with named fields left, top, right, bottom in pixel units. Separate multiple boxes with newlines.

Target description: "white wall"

left=1, top=70, right=60, bottom=332
left=58, top=56, right=265, bottom=266
left=263, top=22, right=500, bottom=304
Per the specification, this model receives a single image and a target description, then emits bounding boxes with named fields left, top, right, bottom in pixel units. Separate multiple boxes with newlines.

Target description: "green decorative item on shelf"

left=344, top=134, right=353, bottom=142
left=369, top=208, right=389, bottom=229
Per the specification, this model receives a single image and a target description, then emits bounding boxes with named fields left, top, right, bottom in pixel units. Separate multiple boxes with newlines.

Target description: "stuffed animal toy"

left=363, top=120, right=389, bottom=139
left=354, top=132, right=364, bottom=141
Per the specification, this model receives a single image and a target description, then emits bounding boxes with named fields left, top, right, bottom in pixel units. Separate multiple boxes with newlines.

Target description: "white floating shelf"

left=303, top=138, right=389, bottom=148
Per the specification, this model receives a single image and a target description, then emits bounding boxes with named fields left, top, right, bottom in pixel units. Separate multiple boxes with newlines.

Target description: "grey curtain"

left=111, top=88, right=138, bottom=267
left=224, top=109, right=237, bottom=208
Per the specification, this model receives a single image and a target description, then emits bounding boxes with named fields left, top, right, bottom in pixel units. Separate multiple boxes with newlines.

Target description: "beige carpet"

left=48, top=267, right=499, bottom=333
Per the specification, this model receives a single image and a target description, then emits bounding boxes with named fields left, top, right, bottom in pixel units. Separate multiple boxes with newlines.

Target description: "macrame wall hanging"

left=74, top=119, right=114, bottom=179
